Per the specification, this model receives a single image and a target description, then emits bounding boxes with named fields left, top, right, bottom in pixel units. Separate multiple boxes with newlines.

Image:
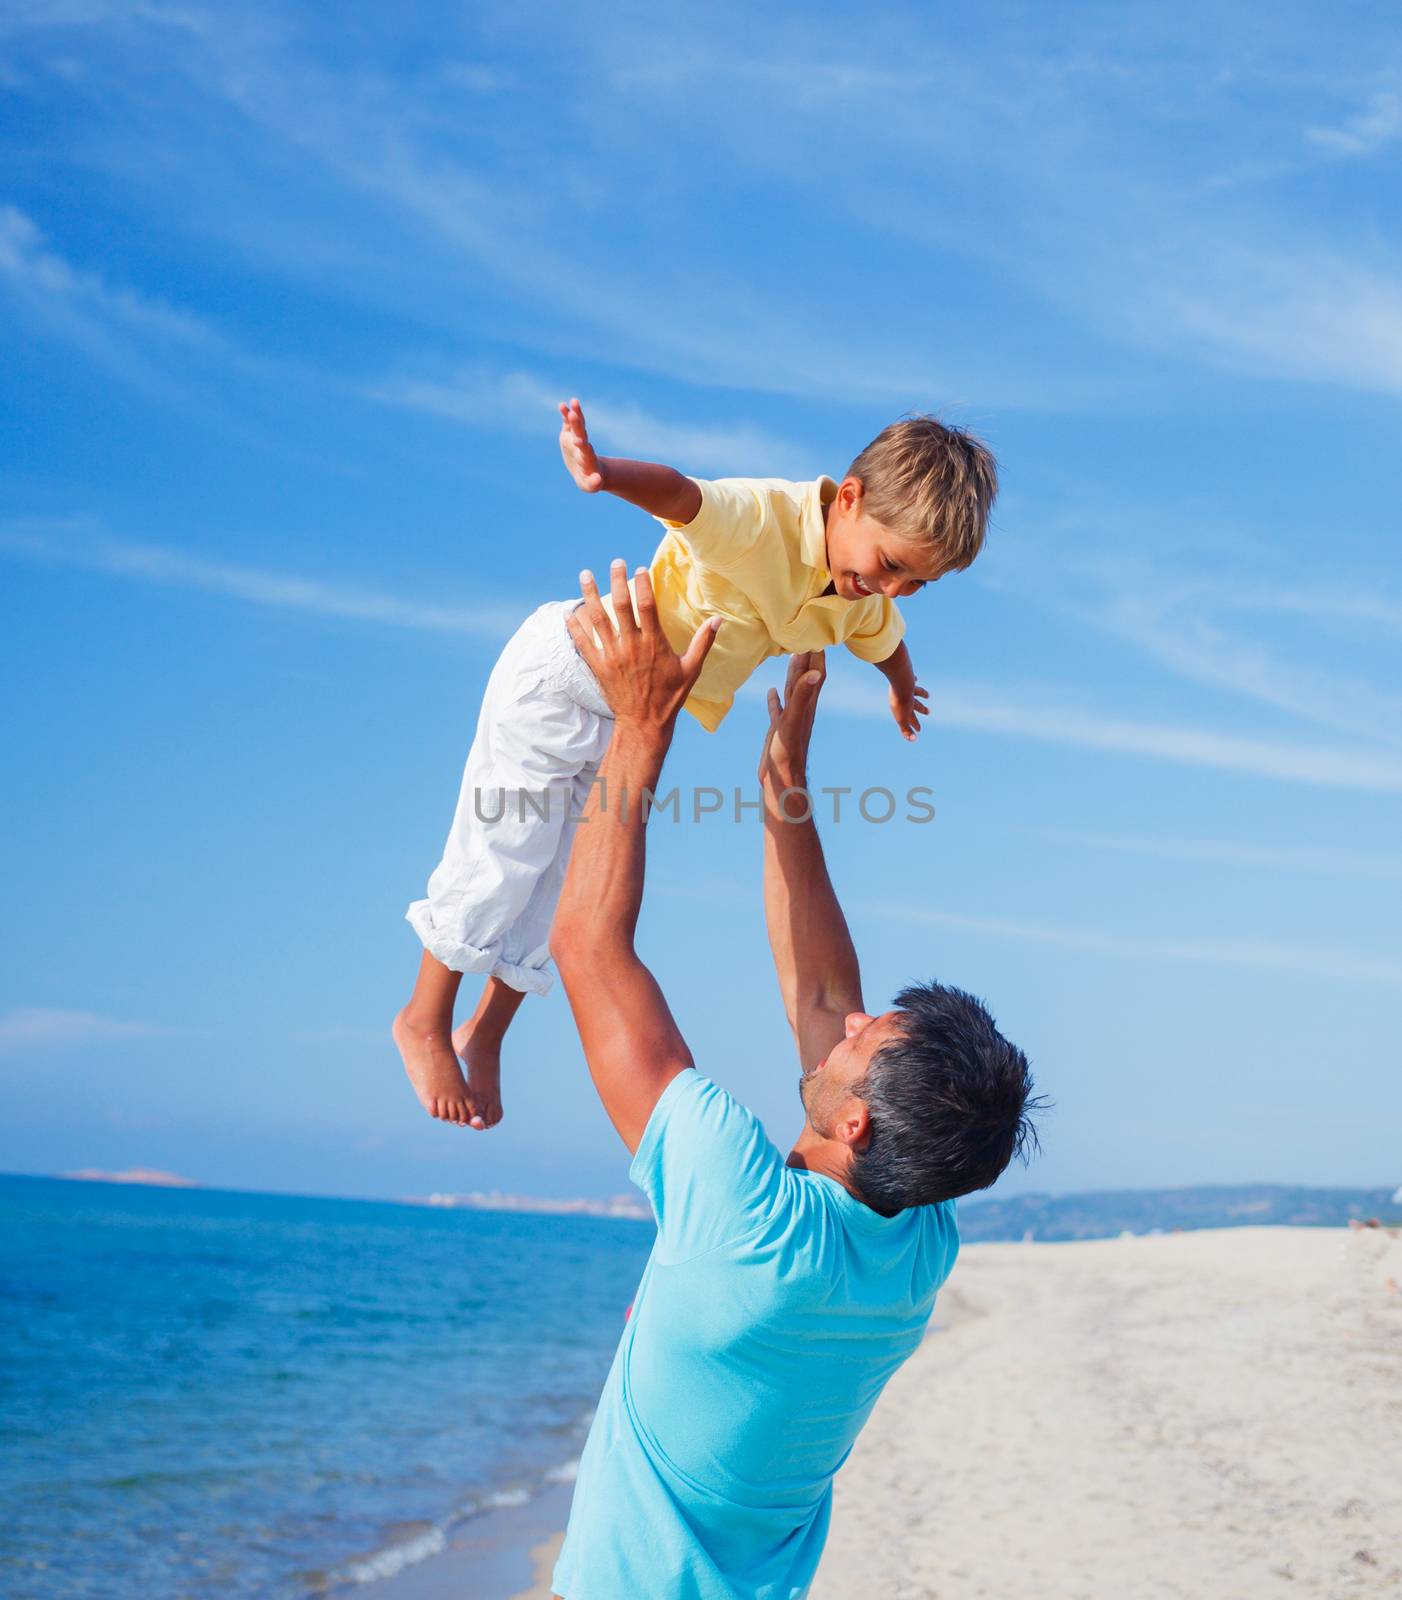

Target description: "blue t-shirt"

left=552, top=1070, right=959, bottom=1600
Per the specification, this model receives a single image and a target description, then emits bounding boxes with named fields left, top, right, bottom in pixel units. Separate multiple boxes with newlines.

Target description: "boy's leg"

left=451, top=753, right=609, bottom=1124
left=393, top=951, right=477, bottom=1126
left=449, top=976, right=525, bottom=1129
left=397, top=605, right=608, bottom=1127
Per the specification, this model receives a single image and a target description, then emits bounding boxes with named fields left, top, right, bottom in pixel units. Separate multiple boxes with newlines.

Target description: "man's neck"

left=786, top=1128, right=859, bottom=1197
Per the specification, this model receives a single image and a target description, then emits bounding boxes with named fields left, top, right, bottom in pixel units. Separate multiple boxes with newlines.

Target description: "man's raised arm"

left=551, top=562, right=720, bottom=1153
left=759, top=653, right=865, bottom=1072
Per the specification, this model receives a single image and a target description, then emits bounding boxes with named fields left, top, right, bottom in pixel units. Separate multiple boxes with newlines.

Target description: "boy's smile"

left=823, top=478, right=949, bottom=601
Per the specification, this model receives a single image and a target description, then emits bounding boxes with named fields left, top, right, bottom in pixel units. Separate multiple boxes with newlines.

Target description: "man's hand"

left=566, top=560, right=720, bottom=730
left=559, top=397, right=606, bottom=493
left=551, top=560, right=719, bottom=1154
left=760, top=651, right=826, bottom=797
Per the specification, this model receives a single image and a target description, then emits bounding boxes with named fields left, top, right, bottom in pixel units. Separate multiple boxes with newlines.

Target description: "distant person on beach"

left=394, top=400, right=997, bottom=1131
left=544, top=565, right=1038, bottom=1599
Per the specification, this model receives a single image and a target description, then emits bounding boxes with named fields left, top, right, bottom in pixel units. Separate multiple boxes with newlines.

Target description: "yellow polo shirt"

left=611, top=476, right=904, bottom=732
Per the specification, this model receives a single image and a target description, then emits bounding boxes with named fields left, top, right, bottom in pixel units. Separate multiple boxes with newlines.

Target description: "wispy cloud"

left=1073, top=580, right=1402, bottom=750
left=1031, top=827, right=1402, bottom=886
left=0, top=1007, right=173, bottom=1052
left=880, top=905, right=1402, bottom=987
left=818, top=671, right=1402, bottom=795
left=0, top=519, right=521, bottom=637
left=8, top=8, right=1401, bottom=411
left=981, top=535, right=1402, bottom=750
left=1145, top=240, right=1402, bottom=398
left=0, top=203, right=218, bottom=371
left=1307, top=91, right=1402, bottom=157
left=0, top=13, right=1072, bottom=410
left=590, top=20, right=1402, bottom=401
left=1221, top=579, right=1402, bottom=637
left=12, top=512, right=1402, bottom=796
left=369, top=369, right=810, bottom=474
left=11, top=510, right=1402, bottom=796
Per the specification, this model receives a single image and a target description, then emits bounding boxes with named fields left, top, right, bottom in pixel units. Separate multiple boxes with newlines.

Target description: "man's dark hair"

left=849, top=981, right=1043, bottom=1215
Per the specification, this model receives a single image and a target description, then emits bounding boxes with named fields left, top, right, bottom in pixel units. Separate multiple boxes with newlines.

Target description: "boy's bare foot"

left=393, top=1008, right=485, bottom=1129
left=452, top=1018, right=504, bottom=1129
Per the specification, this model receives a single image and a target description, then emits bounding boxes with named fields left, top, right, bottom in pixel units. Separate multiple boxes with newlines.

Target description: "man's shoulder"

left=631, top=1072, right=792, bottom=1260
left=648, top=1071, right=775, bottom=1153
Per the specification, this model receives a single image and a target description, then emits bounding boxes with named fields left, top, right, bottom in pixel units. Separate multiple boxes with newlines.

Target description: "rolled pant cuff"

left=405, top=899, right=497, bottom=974
left=489, top=957, right=554, bottom=997
left=405, top=901, right=554, bottom=995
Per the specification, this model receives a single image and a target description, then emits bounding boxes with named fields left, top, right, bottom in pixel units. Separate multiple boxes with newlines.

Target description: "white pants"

left=406, top=601, right=614, bottom=995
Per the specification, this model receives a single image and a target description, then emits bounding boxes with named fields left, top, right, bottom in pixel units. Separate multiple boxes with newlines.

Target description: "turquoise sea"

left=0, top=1173, right=653, bottom=1600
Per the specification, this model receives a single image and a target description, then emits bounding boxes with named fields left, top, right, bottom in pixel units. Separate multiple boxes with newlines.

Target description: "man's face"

left=799, top=1010, right=906, bottom=1135
left=824, top=479, right=948, bottom=602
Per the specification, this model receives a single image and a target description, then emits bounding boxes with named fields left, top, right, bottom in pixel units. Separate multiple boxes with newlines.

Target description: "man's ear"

left=836, top=1097, right=870, bottom=1150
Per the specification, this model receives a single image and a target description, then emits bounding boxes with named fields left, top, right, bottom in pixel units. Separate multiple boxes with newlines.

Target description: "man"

left=549, top=561, right=1039, bottom=1599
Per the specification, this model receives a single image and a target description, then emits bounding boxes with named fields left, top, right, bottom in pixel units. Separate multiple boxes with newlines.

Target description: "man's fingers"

left=574, top=568, right=614, bottom=654
left=789, top=666, right=824, bottom=708
left=564, top=603, right=603, bottom=674
left=633, top=567, right=660, bottom=635
left=566, top=569, right=612, bottom=671
left=608, top=559, right=637, bottom=634
left=679, top=616, right=722, bottom=682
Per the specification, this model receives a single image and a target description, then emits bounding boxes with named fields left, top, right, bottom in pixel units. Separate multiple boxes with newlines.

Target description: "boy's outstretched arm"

left=872, top=640, right=930, bottom=741
left=551, top=562, right=720, bottom=1152
left=559, top=398, right=702, bottom=526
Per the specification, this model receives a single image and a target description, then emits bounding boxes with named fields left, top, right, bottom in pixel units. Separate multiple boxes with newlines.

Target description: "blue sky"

left=2, top=2, right=1399, bottom=1203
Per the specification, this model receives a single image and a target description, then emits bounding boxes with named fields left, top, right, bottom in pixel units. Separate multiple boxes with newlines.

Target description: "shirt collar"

left=801, top=476, right=838, bottom=574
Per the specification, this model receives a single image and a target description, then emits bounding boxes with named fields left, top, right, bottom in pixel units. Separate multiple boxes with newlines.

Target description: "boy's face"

left=824, top=477, right=949, bottom=601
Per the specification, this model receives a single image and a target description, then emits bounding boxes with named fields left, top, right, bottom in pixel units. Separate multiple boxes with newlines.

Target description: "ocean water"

left=0, top=1174, right=653, bottom=1600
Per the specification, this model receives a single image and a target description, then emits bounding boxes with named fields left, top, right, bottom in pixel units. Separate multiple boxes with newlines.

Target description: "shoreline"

left=345, top=1478, right=571, bottom=1600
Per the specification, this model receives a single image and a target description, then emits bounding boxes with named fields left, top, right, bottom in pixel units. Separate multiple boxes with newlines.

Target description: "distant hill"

left=957, top=1183, right=1402, bottom=1243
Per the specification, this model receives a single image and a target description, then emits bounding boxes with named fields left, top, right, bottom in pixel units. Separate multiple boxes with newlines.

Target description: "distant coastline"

left=60, top=1166, right=197, bottom=1188
left=32, top=1171, right=1402, bottom=1238
left=956, top=1181, right=1402, bottom=1242
left=403, top=1190, right=653, bottom=1222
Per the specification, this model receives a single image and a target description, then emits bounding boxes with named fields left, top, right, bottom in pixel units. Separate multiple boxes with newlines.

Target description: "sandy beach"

left=497, top=1225, right=1401, bottom=1600
left=812, top=1225, right=1402, bottom=1599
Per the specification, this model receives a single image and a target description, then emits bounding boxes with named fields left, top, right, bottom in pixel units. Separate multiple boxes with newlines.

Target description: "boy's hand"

left=886, top=652, right=930, bottom=741
left=559, top=397, right=606, bottom=493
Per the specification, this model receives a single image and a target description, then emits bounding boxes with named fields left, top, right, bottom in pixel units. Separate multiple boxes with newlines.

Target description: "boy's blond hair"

left=846, top=416, right=998, bottom=572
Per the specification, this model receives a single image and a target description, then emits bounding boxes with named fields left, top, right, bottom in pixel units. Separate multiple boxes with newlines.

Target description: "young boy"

left=393, top=400, right=998, bottom=1129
